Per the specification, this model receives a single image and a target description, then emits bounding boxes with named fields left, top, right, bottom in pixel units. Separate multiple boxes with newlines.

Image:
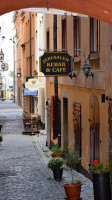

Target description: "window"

left=47, top=31, right=49, bottom=51
left=74, top=16, right=80, bottom=57
left=62, top=19, right=66, bottom=50
left=90, top=18, right=100, bottom=53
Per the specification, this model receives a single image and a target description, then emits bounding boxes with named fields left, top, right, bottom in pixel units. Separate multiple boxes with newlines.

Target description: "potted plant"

left=64, top=150, right=81, bottom=173
left=64, top=180, right=82, bottom=200
left=51, top=146, right=62, bottom=157
left=88, top=159, right=111, bottom=200
left=63, top=150, right=82, bottom=200
left=48, top=157, right=64, bottom=180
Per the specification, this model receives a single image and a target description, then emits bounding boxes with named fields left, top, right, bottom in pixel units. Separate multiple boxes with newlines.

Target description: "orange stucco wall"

left=45, top=14, right=112, bottom=170
left=14, top=11, right=36, bottom=112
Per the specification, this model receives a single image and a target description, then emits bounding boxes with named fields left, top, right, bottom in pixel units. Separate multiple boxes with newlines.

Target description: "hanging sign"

left=40, top=52, right=72, bottom=76
left=25, top=79, right=43, bottom=91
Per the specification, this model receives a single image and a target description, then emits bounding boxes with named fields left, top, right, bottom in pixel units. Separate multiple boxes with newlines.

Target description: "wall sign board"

left=25, top=79, right=43, bottom=91
left=24, top=88, right=37, bottom=96
left=40, top=52, right=72, bottom=76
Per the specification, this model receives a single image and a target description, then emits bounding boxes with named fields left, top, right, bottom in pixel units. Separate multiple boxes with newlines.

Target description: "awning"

left=24, top=88, right=37, bottom=96
left=0, top=0, right=112, bottom=24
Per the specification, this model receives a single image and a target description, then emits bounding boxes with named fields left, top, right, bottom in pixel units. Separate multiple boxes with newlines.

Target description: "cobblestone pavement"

left=0, top=101, right=94, bottom=200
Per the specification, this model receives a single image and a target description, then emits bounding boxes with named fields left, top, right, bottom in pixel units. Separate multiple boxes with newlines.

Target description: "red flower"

left=92, top=160, right=99, bottom=166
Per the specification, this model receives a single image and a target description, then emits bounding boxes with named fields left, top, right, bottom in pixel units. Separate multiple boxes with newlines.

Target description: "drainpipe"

left=53, top=15, right=61, bottom=147
left=13, top=35, right=15, bottom=103
left=54, top=15, right=58, bottom=98
left=30, top=12, right=32, bottom=76
left=30, top=13, right=32, bottom=113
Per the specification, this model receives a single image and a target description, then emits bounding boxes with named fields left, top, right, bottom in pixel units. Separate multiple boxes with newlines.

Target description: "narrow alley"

left=0, top=101, right=94, bottom=200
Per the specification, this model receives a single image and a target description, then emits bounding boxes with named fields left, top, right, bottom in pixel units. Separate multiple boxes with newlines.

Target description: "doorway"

left=89, top=95, right=100, bottom=164
left=73, top=102, right=81, bottom=156
left=108, top=98, right=112, bottom=161
left=30, top=96, right=34, bottom=113
left=63, top=97, right=68, bottom=147
left=18, top=87, right=20, bottom=106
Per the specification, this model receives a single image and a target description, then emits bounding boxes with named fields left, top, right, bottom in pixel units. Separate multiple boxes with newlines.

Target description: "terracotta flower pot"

left=51, top=153, right=62, bottom=158
left=63, top=183, right=81, bottom=200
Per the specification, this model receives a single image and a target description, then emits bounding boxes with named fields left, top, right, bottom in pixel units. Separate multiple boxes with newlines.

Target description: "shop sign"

left=25, top=78, right=43, bottom=91
left=40, top=52, right=72, bottom=76
left=24, top=88, right=37, bottom=96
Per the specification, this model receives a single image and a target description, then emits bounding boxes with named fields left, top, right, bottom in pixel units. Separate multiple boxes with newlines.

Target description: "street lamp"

left=82, top=60, right=94, bottom=77
left=0, top=49, right=4, bottom=61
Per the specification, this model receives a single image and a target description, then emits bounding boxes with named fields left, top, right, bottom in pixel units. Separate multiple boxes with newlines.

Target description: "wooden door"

left=108, top=98, right=112, bottom=161
left=73, top=102, right=81, bottom=156
left=89, top=96, right=100, bottom=164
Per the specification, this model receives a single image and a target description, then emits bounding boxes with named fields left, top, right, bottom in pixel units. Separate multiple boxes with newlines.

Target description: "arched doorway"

left=89, top=95, right=100, bottom=164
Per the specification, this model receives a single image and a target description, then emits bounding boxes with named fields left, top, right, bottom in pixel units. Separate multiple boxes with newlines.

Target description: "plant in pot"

left=48, top=157, right=64, bottom=180
left=51, top=146, right=62, bottom=157
left=63, top=150, right=82, bottom=200
left=88, top=159, right=111, bottom=200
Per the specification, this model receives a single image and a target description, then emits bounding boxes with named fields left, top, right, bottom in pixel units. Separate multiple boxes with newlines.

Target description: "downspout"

left=30, top=12, right=32, bottom=113
left=37, top=14, right=39, bottom=76
left=30, top=12, right=32, bottom=76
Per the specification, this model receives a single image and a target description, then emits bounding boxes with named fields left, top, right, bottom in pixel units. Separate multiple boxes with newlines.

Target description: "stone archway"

left=0, top=0, right=112, bottom=25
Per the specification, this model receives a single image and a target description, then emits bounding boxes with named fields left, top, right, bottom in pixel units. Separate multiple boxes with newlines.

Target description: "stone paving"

left=0, top=101, right=94, bottom=200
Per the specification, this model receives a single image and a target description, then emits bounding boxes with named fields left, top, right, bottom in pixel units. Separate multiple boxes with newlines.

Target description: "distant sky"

left=0, top=12, right=14, bottom=71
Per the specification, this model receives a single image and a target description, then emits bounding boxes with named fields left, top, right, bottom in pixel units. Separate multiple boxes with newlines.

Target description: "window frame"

left=62, top=18, right=67, bottom=51
left=46, top=30, right=50, bottom=51
left=74, top=16, right=80, bottom=57
left=90, top=18, right=100, bottom=54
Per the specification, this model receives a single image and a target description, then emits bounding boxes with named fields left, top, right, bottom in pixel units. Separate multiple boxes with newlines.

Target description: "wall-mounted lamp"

left=82, top=60, right=94, bottom=77
left=101, top=94, right=108, bottom=103
left=0, top=49, right=4, bottom=61
left=17, top=73, right=21, bottom=77
left=68, top=71, right=76, bottom=79
left=1, top=62, right=5, bottom=71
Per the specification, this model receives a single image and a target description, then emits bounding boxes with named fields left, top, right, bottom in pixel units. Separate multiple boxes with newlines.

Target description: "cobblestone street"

left=0, top=101, right=94, bottom=200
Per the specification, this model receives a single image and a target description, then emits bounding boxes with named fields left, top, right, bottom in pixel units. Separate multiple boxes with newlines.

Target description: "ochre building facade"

left=45, top=15, right=112, bottom=171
